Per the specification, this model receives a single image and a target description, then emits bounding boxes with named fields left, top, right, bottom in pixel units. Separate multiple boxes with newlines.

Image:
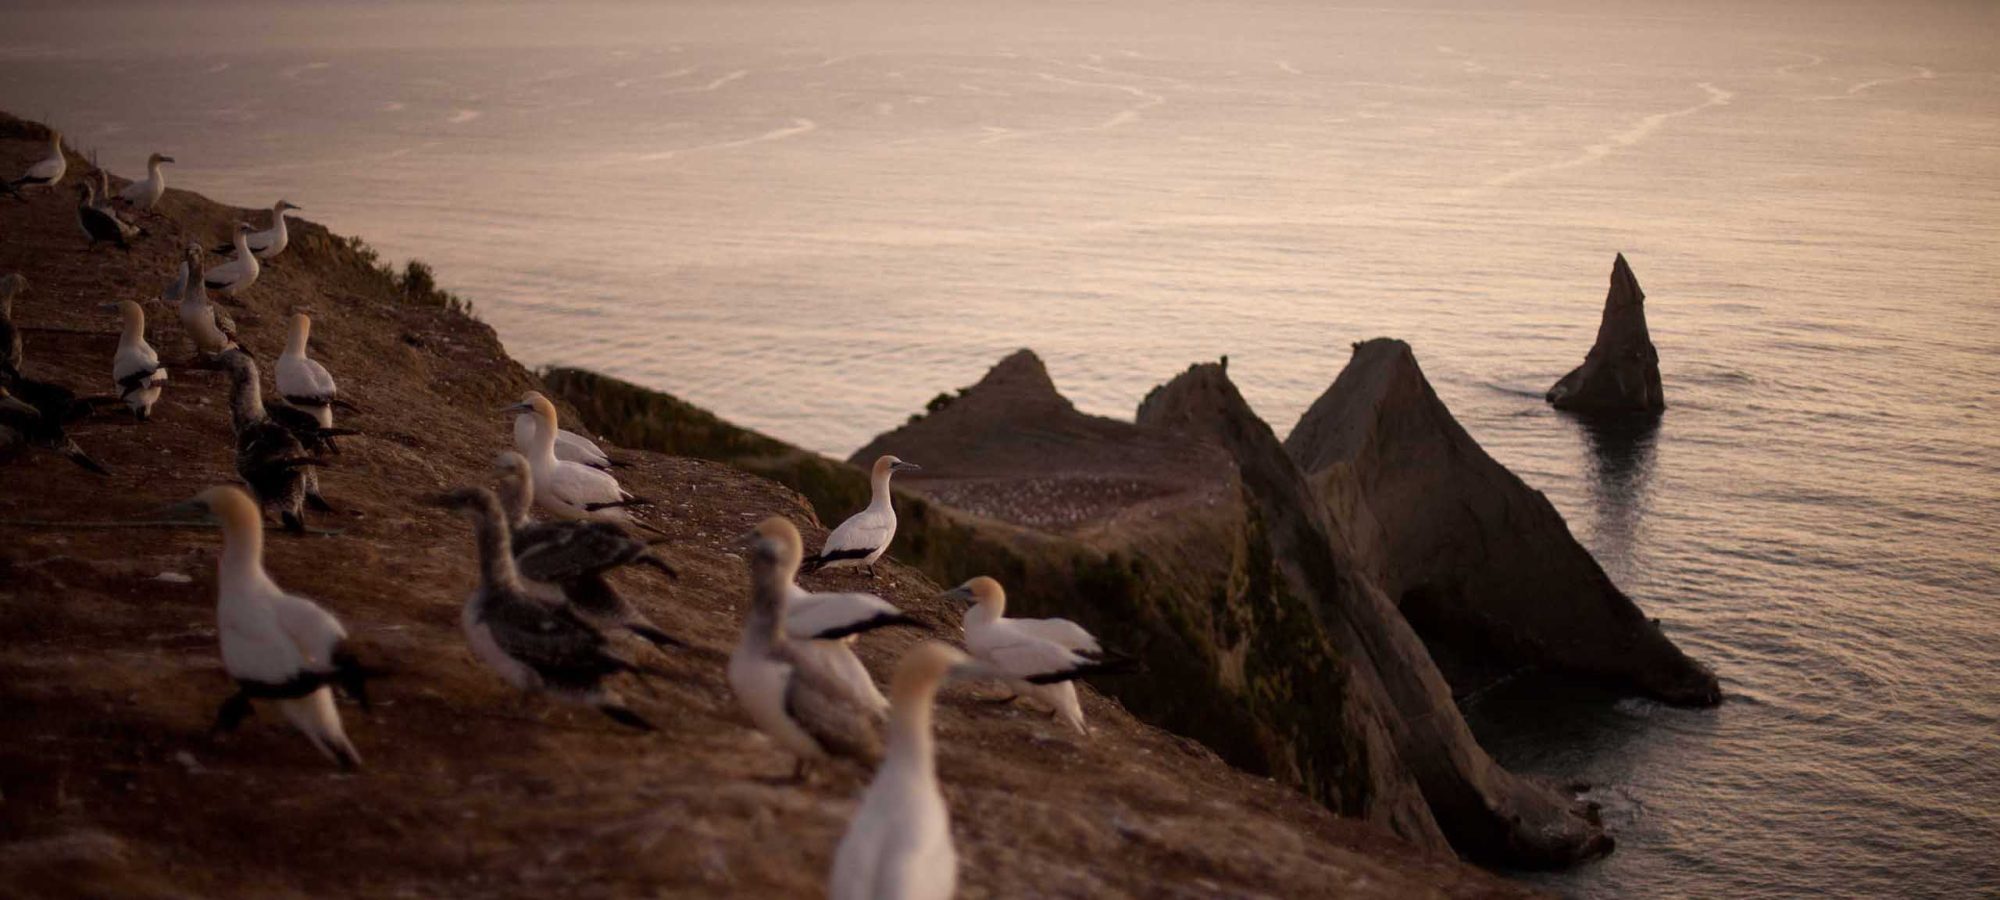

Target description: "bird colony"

left=2, top=130, right=1135, bottom=900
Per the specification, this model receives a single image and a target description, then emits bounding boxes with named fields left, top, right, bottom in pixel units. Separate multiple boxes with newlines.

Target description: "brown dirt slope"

left=0, top=115, right=1533, bottom=898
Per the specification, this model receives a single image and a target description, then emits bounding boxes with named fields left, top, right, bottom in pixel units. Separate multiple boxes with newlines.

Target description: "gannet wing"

left=219, top=616, right=309, bottom=686
left=779, top=645, right=882, bottom=763
left=268, top=591, right=349, bottom=666
left=513, top=521, right=646, bottom=583
left=975, top=624, right=1092, bottom=681
left=553, top=461, right=626, bottom=507
left=25, top=156, right=62, bottom=181
left=818, top=509, right=893, bottom=562
left=554, top=429, right=613, bottom=468
left=1007, top=617, right=1101, bottom=654
left=784, top=592, right=911, bottom=641
left=481, top=597, right=625, bottom=690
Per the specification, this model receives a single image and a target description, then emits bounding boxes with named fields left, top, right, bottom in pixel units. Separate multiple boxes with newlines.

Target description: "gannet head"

left=492, top=450, right=531, bottom=479
left=0, top=274, right=25, bottom=313
left=500, top=391, right=559, bottom=426
left=940, top=575, right=1004, bottom=609
left=235, top=222, right=256, bottom=238
left=288, top=312, right=313, bottom=347
left=99, top=299, right=145, bottom=331
left=436, top=486, right=500, bottom=515
left=149, top=152, right=175, bottom=166
left=276, top=200, right=301, bottom=212
left=154, top=486, right=260, bottom=532
left=892, top=640, right=975, bottom=698
left=747, top=516, right=805, bottom=573
left=872, top=454, right=921, bottom=479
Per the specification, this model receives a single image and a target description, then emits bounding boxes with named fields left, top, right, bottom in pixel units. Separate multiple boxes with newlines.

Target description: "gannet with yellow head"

left=945, top=575, right=1129, bottom=735
left=504, top=391, right=642, bottom=521
left=214, top=199, right=300, bottom=261
left=276, top=312, right=339, bottom=428
left=203, top=223, right=261, bottom=297
left=101, top=299, right=166, bottom=421
left=6, top=128, right=64, bottom=193
left=116, top=152, right=174, bottom=211
left=804, top=454, right=920, bottom=577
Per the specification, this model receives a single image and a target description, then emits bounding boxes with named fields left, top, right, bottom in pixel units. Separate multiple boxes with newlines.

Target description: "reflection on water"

left=1574, top=411, right=1661, bottom=570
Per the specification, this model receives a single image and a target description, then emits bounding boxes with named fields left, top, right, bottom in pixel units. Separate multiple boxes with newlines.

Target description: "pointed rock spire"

left=1546, top=253, right=1665, bottom=413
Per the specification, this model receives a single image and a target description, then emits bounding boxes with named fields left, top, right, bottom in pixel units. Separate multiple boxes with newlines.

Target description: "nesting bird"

left=103, top=299, right=167, bottom=421
left=116, top=152, right=174, bottom=212
left=175, top=247, right=242, bottom=359
left=506, top=391, right=644, bottom=521
left=948, top=576, right=1126, bottom=734
left=215, top=199, right=300, bottom=262
left=804, top=454, right=920, bottom=577
left=730, top=516, right=885, bottom=778
left=491, top=451, right=685, bottom=652
left=157, top=485, right=371, bottom=769
left=76, top=181, right=142, bottom=252
left=276, top=312, right=339, bottom=428
left=5, top=128, right=64, bottom=196
left=442, top=486, right=659, bottom=731
left=512, top=413, right=620, bottom=470
left=221, top=350, right=324, bottom=532
left=204, top=223, right=262, bottom=298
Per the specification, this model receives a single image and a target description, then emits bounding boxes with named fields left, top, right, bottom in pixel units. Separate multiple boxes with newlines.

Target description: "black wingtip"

left=63, top=445, right=110, bottom=476
left=811, top=611, right=927, bottom=641
left=583, top=497, right=652, bottom=512
left=599, top=704, right=656, bottom=732
left=1026, top=653, right=1141, bottom=685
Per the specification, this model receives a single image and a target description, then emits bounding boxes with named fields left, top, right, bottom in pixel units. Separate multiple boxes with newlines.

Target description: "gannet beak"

left=161, top=156, right=176, bottom=164
left=498, top=401, right=533, bottom=414
left=891, top=461, right=922, bottom=473
left=148, top=499, right=213, bottom=523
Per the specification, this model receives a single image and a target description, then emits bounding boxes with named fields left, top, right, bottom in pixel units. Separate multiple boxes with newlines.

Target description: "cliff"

left=0, top=114, right=1531, bottom=898
left=1545, top=254, right=1665, bottom=414
left=1286, top=339, right=1718, bottom=705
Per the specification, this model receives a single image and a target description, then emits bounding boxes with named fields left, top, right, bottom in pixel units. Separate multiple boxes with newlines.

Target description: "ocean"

left=3, top=1, right=1995, bottom=895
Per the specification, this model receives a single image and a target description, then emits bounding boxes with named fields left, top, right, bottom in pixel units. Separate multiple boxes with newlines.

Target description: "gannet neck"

left=271, top=202, right=291, bottom=232
left=494, top=453, right=534, bottom=529
left=469, top=494, right=522, bottom=593
left=966, top=593, right=1005, bottom=628
left=868, top=464, right=894, bottom=510
left=885, top=644, right=960, bottom=771
left=227, top=357, right=265, bottom=428
left=116, top=301, right=146, bottom=350
left=748, top=568, right=790, bottom=645
left=283, top=314, right=310, bottom=358
left=207, top=487, right=274, bottom=598
left=147, top=156, right=165, bottom=177
left=233, top=228, right=251, bottom=254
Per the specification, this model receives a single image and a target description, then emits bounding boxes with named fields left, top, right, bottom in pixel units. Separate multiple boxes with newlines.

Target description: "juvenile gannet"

left=730, top=516, right=884, bottom=777
left=0, top=273, right=23, bottom=383
left=0, top=378, right=109, bottom=474
left=829, top=642, right=965, bottom=900
left=204, top=224, right=262, bottom=298
left=116, top=152, right=174, bottom=211
left=176, top=247, right=242, bottom=358
left=441, top=486, right=659, bottom=731
left=76, top=182, right=141, bottom=252
left=155, top=485, right=371, bottom=769
left=214, top=200, right=300, bottom=261
left=512, top=414, right=620, bottom=470
left=948, top=576, right=1127, bottom=735
left=492, top=451, right=685, bottom=651
left=505, top=391, right=643, bottom=521
left=102, top=299, right=166, bottom=421
left=276, top=312, right=339, bottom=428
left=5, top=129, right=65, bottom=195
left=221, top=350, right=321, bottom=532
left=804, top=455, right=920, bottom=576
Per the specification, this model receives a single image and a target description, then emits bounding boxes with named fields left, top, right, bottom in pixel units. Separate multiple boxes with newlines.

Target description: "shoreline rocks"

left=1546, top=254, right=1666, bottom=414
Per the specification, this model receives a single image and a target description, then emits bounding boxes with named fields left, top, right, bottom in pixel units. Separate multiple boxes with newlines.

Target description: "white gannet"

left=214, top=200, right=300, bottom=262
left=155, top=485, right=371, bottom=769
left=1, top=273, right=23, bottom=383
left=221, top=350, right=320, bottom=532
left=492, top=451, right=685, bottom=651
left=947, top=576, right=1127, bottom=735
left=276, top=312, right=338, bottom=428
left=768, top=521, right=922, bottom=717
left=76, top=182, right=141, bottom=252
left=116, top=152, right=174, bottom=211
left=5, top=129, right=64, bottom=195
left=176, top=247, right=242, bottom=358
left=829, top=642, right=966, bottom=900
left=804, top=455, right=920, bottom=577
left=441, top=485, right=659, bottom=731
left=203, top=223, right=262, bottom=298
left=730, top=517, right=884, bottom=778
left=506, top=391, right=643, bottom=521
left=512, top=413, right=620, bottom=470
left=102, top=299, right=166, bottom=421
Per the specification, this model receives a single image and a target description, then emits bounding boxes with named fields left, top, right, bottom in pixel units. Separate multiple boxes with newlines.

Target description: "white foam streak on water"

left=2, top=2, right=1997, bottom=896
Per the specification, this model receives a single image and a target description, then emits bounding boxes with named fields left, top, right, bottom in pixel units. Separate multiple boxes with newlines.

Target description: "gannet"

left=512, top=413, right=620, bottom=470
left=176, top=247, right=242, bottom=358
left=730, top=517, right=884, bottom=777
left=491, top=451, right=685, bottom=651
left=829, top=642, right=964, bottom=900
left=948, top=576, right=1127, bottom=735
left=5, top=129, right=64, bottom=195
left=804, top=455, right=920, bottom=577
left=214, top=200, right=300, bottom=261
left=0, top=273, right=23, bottom=383
left=276, top=312, right=338, bottom=428
left=0, top=379, right=108, bottom=474
left=764, top=520, right=922, bottom=717
left=441, top=486, right=659, bottom=731
left=76, top=182, right=141, bottom=252
left=116, top=152, right=173, bottom=211
left=221, top=350, right=322, bottom=532
left=154, top=485, right=371, bottom=769
left=204, top=224, right=262, bottom=298
left=506, top=391, right=643, bottom=521
left=102, top=299, right=166, bottom=421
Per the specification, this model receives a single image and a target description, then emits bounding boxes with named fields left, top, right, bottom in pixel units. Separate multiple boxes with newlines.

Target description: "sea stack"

left=1287, top=339, right=1720, bottom=706
left=1546, top=254, right=1665, bottom=414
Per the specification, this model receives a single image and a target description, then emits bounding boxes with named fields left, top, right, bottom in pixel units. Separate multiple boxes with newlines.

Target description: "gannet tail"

left=281, top=688, right=361, bottom=770
left=59, top=440, right=110, bottom=475
left=582, top=496, right=652, bottom=512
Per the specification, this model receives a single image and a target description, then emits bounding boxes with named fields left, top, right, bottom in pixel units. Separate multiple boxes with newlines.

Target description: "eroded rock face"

left=1546, top=254, right=1665, bottom=414
left=1139, top=363, right=1611, bottom=868
left=1287, top=339, right=1719, bottom=706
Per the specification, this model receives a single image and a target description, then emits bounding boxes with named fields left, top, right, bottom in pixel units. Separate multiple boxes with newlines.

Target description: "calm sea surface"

left=5, top=1, right=1996, bottom=895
